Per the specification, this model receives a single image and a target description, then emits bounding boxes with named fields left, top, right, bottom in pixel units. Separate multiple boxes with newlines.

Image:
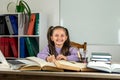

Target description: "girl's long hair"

left=47, top=26, right=71, bottom=57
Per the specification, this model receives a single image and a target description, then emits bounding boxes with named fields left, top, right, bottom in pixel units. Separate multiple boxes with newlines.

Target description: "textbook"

left=20, top=57, right=93, bottom=72
left=54, top=60, right=91, bottom=71
left=15, top=57, right=63, bottom=72
left=87, top=61, right=120, bottom=73
left=16, top=57, right=89, bottom=71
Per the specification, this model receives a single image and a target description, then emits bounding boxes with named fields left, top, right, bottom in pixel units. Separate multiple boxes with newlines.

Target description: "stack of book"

left=90, top=52, right=112, bottom=64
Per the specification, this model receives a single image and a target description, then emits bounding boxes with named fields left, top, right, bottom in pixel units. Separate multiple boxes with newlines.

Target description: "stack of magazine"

left=90, top=52, right=112, bottom=64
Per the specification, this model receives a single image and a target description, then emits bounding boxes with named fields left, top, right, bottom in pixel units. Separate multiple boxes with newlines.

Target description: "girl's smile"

left=51, top=28, right=67, bottom=48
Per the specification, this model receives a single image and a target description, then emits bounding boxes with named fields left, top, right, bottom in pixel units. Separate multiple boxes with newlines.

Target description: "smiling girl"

left=37, top=26, right=79, bottom=62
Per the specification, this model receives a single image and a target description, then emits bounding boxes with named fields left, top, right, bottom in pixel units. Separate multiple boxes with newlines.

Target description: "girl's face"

left=51, top=28, right=67, bottom=48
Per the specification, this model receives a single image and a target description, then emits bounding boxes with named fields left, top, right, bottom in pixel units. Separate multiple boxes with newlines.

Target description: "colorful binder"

left=29, top=37, right=39, bottom=56
left=27, top=14, right=36, bottom=35
left=0, top=37, right=5, bottom=55
left=9, top=15, right=18, bottom=35
left=5, top=16, right=14, bottom=35
left=34, top=13, right=39, bottom=35
left=0, top=16, right=5, bottom=35
left=9, top=37, right=18, bottom=58
left=25, top=37, right=35, bottom=56
left=20, top=37, right=27, bottom=58
left=4, top=37, right=11, bottom=57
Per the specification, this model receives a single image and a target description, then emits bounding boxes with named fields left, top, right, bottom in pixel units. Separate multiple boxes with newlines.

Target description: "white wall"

left=1, top=0, right=120, bottom=62
left=61, top=0, right=120, bottom=45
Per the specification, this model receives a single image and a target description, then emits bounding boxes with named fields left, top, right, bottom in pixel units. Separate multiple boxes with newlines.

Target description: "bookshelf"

left=0, top=12, right=47, bottom=58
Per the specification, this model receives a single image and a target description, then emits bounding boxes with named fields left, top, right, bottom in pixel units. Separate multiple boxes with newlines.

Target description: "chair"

left=70, top=41, right=87, bottom=62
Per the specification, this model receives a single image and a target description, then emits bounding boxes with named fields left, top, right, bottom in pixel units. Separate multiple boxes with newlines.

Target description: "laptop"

left=0, top=50, right=10, bottom=69
left=0, top=50, right=25, bottom=69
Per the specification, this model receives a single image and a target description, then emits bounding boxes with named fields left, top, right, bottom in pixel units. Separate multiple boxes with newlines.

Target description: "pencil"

left=48, top=53, right=51, bottom=56
left=77, top=51, right=82, bottom=61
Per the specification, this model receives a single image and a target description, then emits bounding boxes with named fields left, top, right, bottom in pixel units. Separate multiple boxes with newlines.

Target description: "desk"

left=0, top=70, right=120, bottom=80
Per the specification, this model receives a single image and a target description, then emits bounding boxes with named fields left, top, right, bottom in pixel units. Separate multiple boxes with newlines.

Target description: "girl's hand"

left=56, top=54, right=67, bottom=60
left=46, top=55, right=56, bottom=62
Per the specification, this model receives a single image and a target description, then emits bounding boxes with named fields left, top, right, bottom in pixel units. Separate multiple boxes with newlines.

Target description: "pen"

left=48, top=53, right=55, bottom=57
left=48, top=53, right=51, bottom=56
left=77, top=51, right=82, bottom=62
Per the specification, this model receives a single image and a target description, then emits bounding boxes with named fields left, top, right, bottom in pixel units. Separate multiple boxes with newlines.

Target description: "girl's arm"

left=37, top=46, right=49, bottom=60
left=66, top=47, right=80, bottom=61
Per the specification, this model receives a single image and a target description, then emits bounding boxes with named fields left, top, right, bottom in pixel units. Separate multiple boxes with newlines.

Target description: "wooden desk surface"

left=0, top=70, right=120, bottom=80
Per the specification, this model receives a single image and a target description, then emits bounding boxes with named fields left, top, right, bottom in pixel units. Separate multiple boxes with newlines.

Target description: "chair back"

left=70, top=41, right=87, bottom=51
left=70, top=41, right=87, bottom=62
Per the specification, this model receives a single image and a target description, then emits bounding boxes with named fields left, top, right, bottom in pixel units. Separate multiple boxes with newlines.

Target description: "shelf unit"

left=0, top=12, right=48, bottom=58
